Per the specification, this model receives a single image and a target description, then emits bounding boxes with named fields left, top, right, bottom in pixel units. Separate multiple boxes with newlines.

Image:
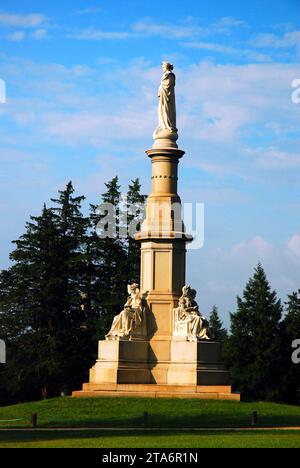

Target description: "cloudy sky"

left=0, top=0, right=299, bottom=326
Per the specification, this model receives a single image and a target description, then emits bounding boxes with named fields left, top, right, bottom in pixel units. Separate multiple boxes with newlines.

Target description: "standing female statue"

left=153, top=62, right=178, bottom=147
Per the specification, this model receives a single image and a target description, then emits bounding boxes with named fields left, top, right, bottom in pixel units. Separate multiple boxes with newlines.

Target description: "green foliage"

left=0, top=183, right=95, bottom=401
left=208, top=305, right=228, bottom=342
left=281, top=290, right=300, bottom=403
left=126, top=178, right=147, bottom=285
left=0, top=178, right=146, bottom=404
left=224, top=263, right=284, bottom=401
left=89, top=176, right=128, bottom=337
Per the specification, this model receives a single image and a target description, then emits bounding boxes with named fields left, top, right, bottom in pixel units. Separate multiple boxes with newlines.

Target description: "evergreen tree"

left=50, top=181, right=95, bottom=394
left=0, top=183, right=94, bottom=401
left=282, top=290, right=300, bottom=403
left=0, top=205, right=64, bottom=400
left=126, top=178, right=147, bottom=284
left=87, top=177, right=147, bottom=338
left=0, top=177, right=147, bottom=404
left=89, top=177, right=128, bottom=337
left=208, top=305, right=228, bottom=342
left=224, top=263, right=283, bottom=401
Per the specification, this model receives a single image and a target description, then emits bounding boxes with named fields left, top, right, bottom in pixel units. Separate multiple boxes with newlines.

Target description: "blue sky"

left=0, top=0, right=300, bottom=326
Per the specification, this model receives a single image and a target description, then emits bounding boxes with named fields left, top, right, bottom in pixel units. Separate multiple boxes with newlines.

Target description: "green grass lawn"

left=0, top=397, right=300, bottom=429
left=0, top=397, right=300, bottom=448
left=1, top=429, right=300, bottom=448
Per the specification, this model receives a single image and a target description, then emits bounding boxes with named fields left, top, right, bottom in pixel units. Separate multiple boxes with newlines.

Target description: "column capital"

left=146, top=148, right=185, bottom=159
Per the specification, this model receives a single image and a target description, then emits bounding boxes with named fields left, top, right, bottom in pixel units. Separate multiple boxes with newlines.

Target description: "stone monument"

left=73, top=62, right=240, bottom=400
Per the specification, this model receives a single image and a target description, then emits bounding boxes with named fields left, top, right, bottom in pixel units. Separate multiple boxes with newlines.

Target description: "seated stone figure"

left=174, top=286, right=210, bottom=342
left=105, top=284, right=146, bottom=341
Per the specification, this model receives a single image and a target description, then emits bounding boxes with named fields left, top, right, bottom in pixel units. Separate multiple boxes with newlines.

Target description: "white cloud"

left=191, top=233, right=299, bottom=324
left=96, top=57, right=118, bottom=65
left=212, top=16, right=247, bottom=34
left=68, top=16, right=248, bottom=43
left=232, top=236, right=273, bottom=258
left=0, top=58, right=299, bottom=193
left=132, top=20, right=204, bottom=39
left=287, top=234, right=300, bottom=262
left=0, top=12, right=46, bottom=28
left=32, top=28, right=48, bottom=40
left=6, top=31, right=25, bottom=42
left=181, top=40, right=270, bottom=61
left=42, top=108, right=154, bottom=143
left=252, top=30, right=300, bottom=55
left=73, top=7, right=102, bottom=15
left=244, top=147, right=300, bottom=169
left=132, top=16, right=247, bottom=39
left=182, top=41, right=238, bottom=54
left=177, top=61, right=299, bottom=146
left=67, top=28, right=132, bottom=40
left=1, top=58, right=298, bottom=162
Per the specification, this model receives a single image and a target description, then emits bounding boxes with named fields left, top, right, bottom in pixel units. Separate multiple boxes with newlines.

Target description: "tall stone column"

left=135, top=146, right=192, bottom=382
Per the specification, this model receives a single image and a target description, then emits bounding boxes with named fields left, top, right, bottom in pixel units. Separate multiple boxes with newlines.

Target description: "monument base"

left=72, top=383, right=240, bottom=400
left=72, top=340, right=240, bottom=401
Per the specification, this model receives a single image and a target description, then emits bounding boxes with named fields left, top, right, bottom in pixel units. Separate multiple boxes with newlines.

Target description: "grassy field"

left=0, top=397, right=300, bottom=448
left=1, top=429, right=300, bottom=448
left=0, top=397, right=300, bottom=429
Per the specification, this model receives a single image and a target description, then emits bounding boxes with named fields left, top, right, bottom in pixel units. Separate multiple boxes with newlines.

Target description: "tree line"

left=0, top=179, right=299, bottom=405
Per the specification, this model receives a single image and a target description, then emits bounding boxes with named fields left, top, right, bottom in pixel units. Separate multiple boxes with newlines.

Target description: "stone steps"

left=82, top=383, right=232, bottom=393
left=72, top=387, right=240, bottom=401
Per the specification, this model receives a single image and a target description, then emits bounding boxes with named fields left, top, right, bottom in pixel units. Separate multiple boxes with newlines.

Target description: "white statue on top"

left=153, top=62, right=178, bottom=148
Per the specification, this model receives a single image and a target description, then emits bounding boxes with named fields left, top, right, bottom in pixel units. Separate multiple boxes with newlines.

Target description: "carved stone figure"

left=174, top=286, right=210, bottom=342
left=105, top=284, right=146, bottom=340
left=153, top=62, right=178, bottom=146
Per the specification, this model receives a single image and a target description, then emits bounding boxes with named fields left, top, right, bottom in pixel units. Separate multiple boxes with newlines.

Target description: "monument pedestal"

left=88, top=340, right=150, bottom=384
left=73, top=340, right=240, bottom=400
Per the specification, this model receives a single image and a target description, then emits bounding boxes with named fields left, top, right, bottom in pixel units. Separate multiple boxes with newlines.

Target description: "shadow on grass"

left=1, top=397, right=300, bottom=430
left=42, top=411, right=300, bottom=429
left=0, top=430, right=139, bottom=444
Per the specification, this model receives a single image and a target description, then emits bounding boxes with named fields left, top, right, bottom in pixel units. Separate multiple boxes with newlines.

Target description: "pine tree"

left=50, top=181, right=95, bottom=395
left=284, top=290, right=300, bottom=339
left=126, top=178, right=147, bottom=284
left=282, top=290, right=300, bottom=403
left=0, top=177, right=148, bottom=404
left=89, top=177, right=128, bottom=337
left=208, top=305, right=228, bottom=342
left=0, top=205, right=64, bottom=400
left=224, top=263, right=283, bottom=401
left=87, top=177, right=147, bottom=339
left=0, top=183, right=94, bottom=401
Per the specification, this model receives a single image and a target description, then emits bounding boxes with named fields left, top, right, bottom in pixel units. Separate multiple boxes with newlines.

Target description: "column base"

left=72, top=384, right=240, bottom=401
left=73, top=340, right=240, bottom=400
